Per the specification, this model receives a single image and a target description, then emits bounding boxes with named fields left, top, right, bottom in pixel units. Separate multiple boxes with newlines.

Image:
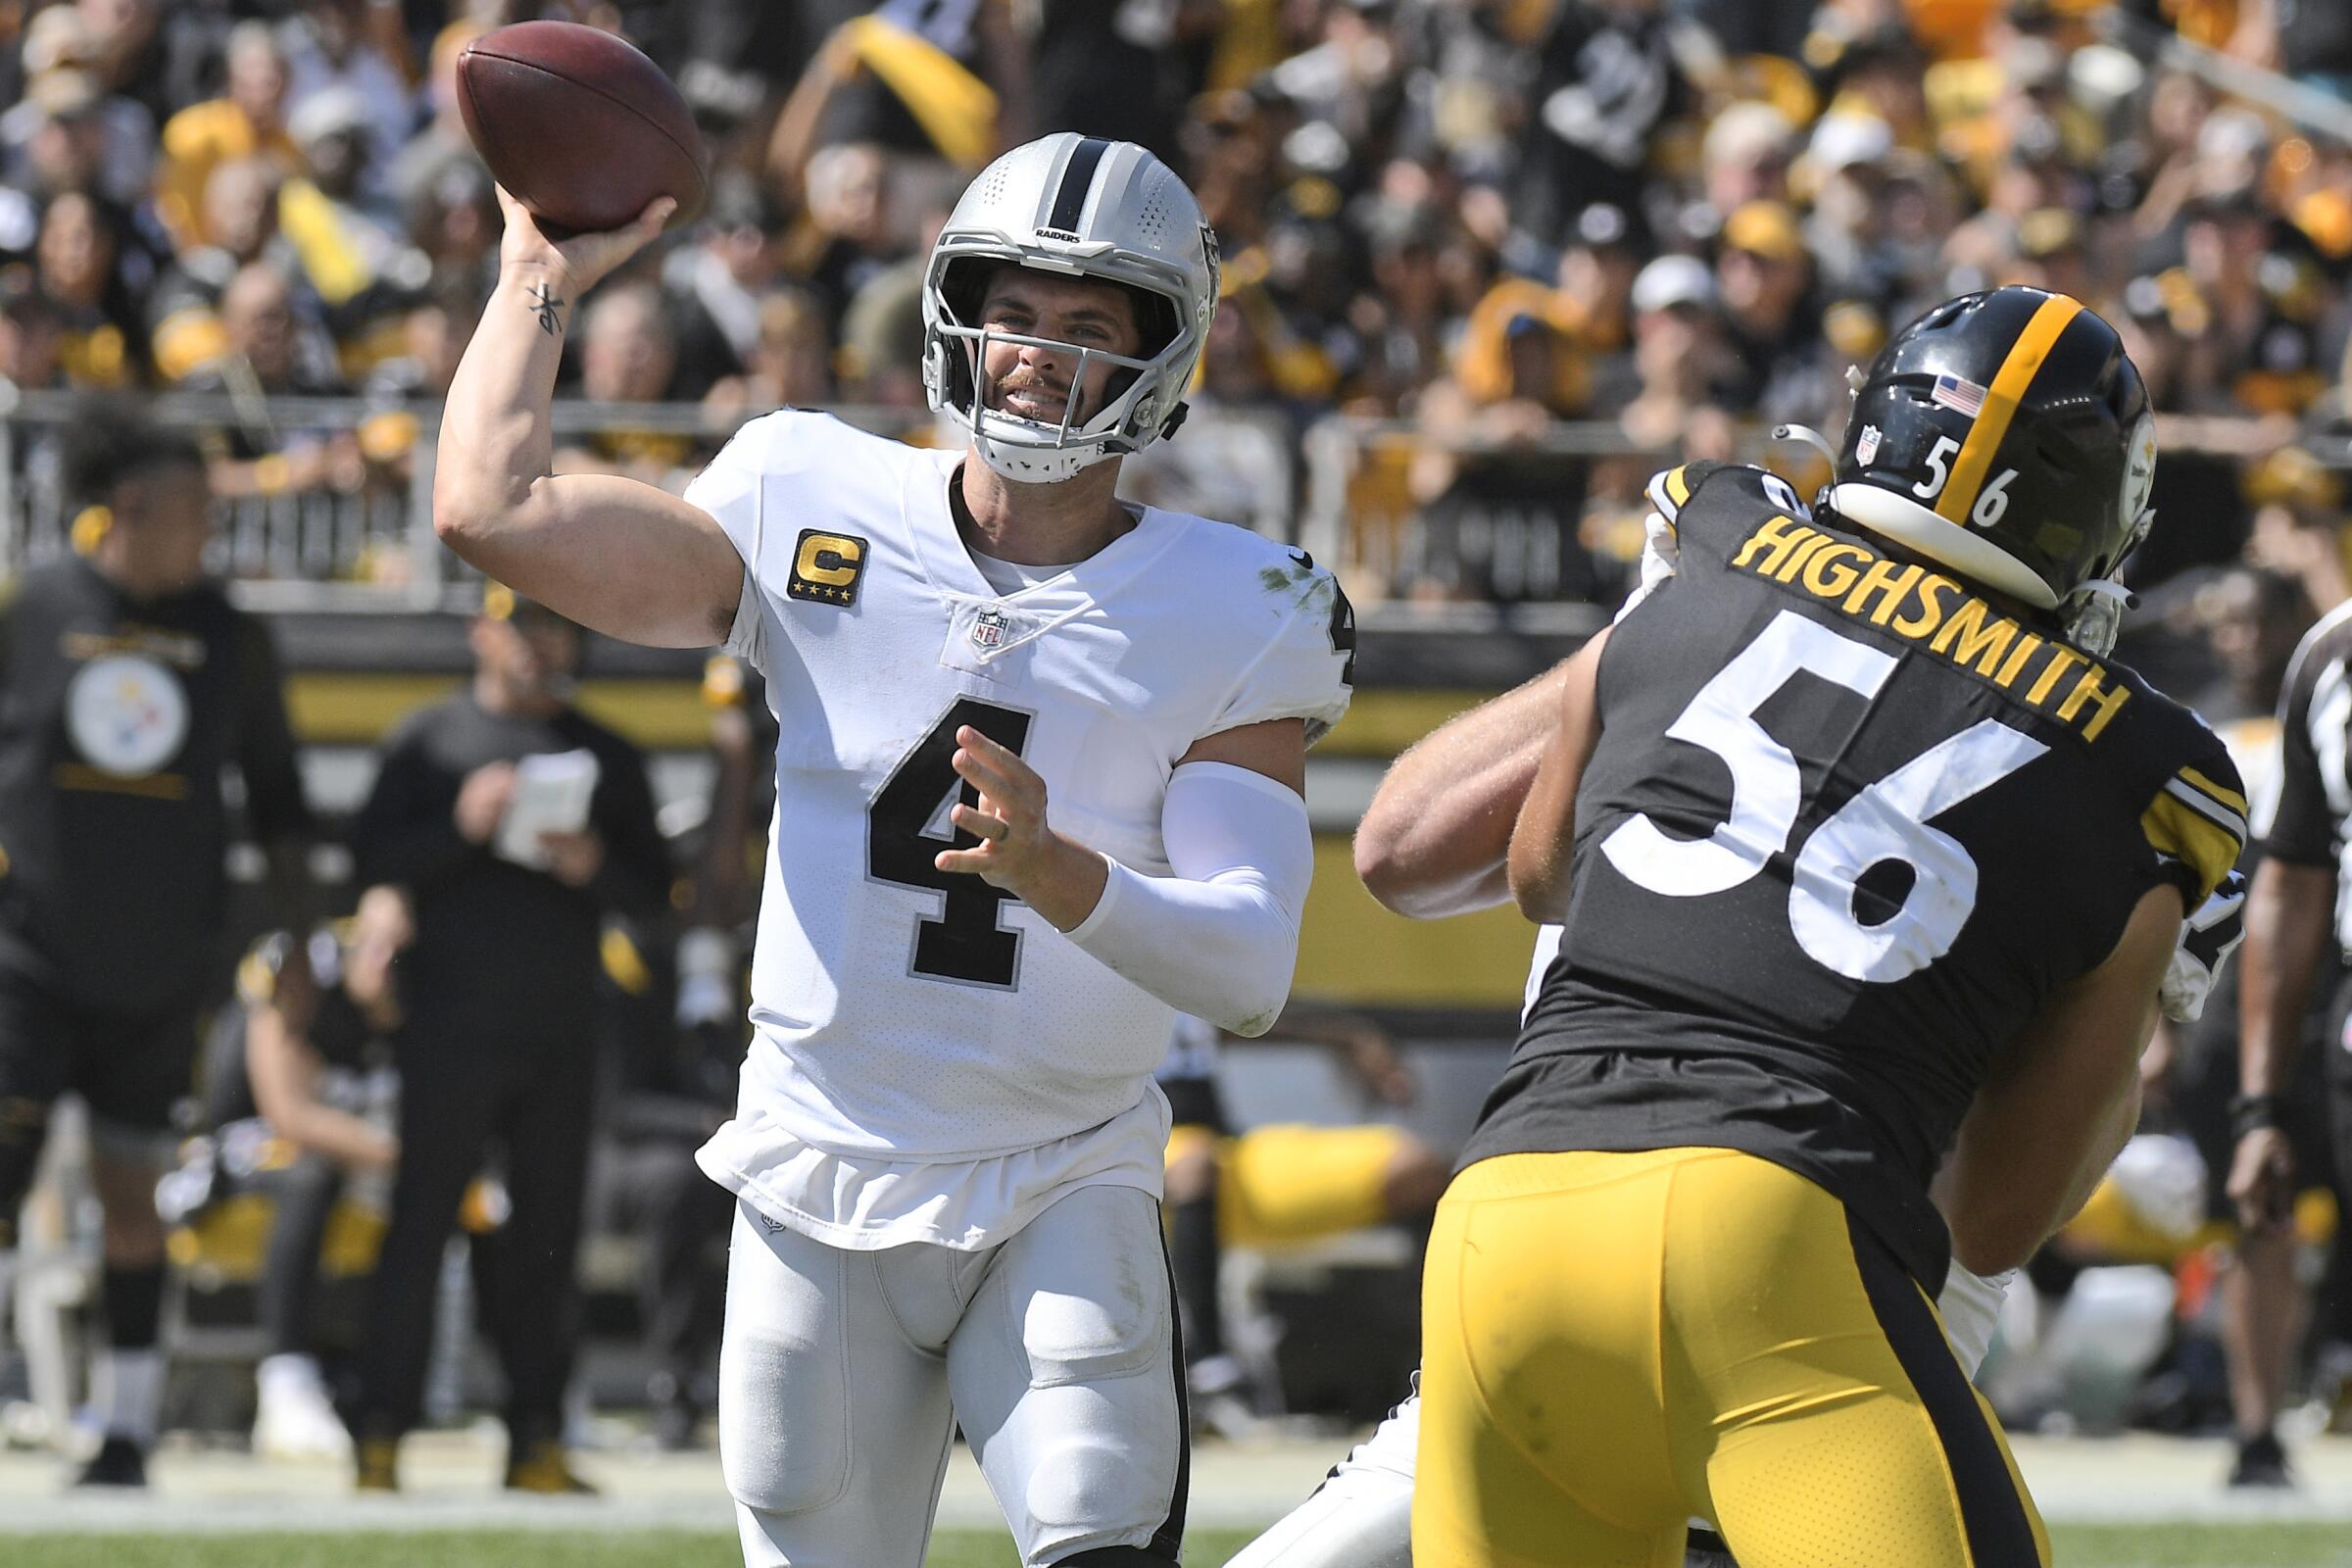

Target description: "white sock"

left=94, top=1348, right=162, bottom=1445
left=258, top=1353, right=324, bottom=1399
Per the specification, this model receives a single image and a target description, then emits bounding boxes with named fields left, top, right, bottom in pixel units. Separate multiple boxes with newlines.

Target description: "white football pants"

left=1221, top=1379, right=1417, bottom=1568
left=719, top=1185, right=1187, bottom=1567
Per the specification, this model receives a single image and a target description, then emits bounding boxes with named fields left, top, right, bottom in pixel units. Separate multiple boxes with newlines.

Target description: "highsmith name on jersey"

left=688, top=411, right=1351, bottom=1169
left=1472, top=462, right=2244, bottom=1291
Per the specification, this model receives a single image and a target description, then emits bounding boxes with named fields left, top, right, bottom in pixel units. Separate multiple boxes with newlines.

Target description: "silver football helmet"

left=922, top=133, right=1220, bottom=483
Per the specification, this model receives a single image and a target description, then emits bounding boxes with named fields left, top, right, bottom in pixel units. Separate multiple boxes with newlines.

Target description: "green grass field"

left=1, top=1527, right=2348, bottom=1567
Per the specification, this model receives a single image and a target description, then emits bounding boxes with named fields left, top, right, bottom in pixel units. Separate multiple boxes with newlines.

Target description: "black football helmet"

left=1829, top=287, right=2155, bottom=622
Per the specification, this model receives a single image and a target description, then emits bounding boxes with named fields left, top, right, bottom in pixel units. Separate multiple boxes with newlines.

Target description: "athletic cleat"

left=352, top=1435, right=400, bottom=1492
left=505, top=1439, right=598, bottom=1494
left=254, top=1362, right=352, bottom=1460
left=1684, top=1525, right=1739, bottom=1567
left=72, top=1435, right=147, bottom=1488
left=2227, top=1430, right=2293, bottom=1489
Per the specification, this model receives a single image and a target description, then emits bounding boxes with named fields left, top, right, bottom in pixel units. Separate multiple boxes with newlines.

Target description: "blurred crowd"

left=3, top=0, right=2352, bottom=603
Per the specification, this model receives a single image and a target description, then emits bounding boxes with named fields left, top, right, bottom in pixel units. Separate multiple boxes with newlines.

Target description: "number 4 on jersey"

left=868, top=699, right=1033, bottom=988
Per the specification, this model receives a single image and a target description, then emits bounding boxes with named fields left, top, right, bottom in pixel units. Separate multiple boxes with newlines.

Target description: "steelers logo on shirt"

left=65, top=654, right=190, bottom=777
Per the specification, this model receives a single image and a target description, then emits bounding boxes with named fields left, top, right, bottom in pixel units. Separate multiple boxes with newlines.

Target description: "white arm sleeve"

left=1062, top=760, right=1313, bottom=1037
left=1935, top=1264, right=2017, bottom=1377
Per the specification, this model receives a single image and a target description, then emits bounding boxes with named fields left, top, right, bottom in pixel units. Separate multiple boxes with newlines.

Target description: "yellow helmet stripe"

left=1935, top=294, right=2083, bottom=526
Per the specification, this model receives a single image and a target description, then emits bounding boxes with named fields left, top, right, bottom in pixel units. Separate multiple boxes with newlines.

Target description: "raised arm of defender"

left=433, top=189, right=745, bottom=649
left=1353, top=661, right=1578, bottom=919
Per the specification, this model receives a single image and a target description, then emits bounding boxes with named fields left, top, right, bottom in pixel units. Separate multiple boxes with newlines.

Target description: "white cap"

left=1631, top=253, right=1715, bottom=314
left=2197, top=107, right=2270, bottom=167
left=1809, top=112, right=1894, bottom=172
left=1703, top=100, right=1793, bottom=172
left=290, top=85, right=370, bottom=148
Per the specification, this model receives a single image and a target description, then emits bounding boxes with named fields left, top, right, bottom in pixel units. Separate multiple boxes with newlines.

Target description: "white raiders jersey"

left=688, top=411, right=1353, bottom=1171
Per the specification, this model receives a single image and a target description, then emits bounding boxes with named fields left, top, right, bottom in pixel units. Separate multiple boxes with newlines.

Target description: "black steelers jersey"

left=0, top=558, right=310, bottom=1014
left=202, top=923, right=380, bottom=1132
left=1466, top=462, right=2245, bottom=1290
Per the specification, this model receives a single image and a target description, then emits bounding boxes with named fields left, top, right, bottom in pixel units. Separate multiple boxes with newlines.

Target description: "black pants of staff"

left=617, top=1143, right=731, bottom=1400
left=258, top=1153, right=345, bottom=1359
left=349, top=1024, right=595, bottom=1447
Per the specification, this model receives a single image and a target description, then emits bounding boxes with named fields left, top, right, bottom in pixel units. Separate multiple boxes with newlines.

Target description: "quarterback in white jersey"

left=688, top=409, right=1349, bottom=1242
left=430, top=133, right=1348, bottom=1566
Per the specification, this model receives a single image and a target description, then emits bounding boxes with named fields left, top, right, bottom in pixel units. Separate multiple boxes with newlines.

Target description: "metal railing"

left=1, top=384, right=2335, bottom=618
left=0, top=388, right=942, bottom=612
left=1301, top=417, right=1684, bottom=612
left=0, top=387, right=1307, bottom=612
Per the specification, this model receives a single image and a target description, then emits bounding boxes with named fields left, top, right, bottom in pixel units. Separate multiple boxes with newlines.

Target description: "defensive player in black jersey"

left=0, top=405, right=313, bottom=1487
left=1416, top=287, right=2245, bottom=1566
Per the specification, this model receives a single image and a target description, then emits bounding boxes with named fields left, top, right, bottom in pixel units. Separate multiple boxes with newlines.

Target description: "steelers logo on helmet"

left=1828, top=286, right=2154, bottom=647
left=66, top=654, right=189, bottom=777
left=920, top=133, right=1220, bottom=485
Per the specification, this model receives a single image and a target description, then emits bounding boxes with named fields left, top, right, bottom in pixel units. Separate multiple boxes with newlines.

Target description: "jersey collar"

left=901, top=446, right=1187, bottom=612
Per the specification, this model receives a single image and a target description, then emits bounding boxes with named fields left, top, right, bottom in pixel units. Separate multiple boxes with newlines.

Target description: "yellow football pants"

left=1164, top=1122, right=1411, bottom=1249
left=1416, top=1148, right=2050, bottom=1568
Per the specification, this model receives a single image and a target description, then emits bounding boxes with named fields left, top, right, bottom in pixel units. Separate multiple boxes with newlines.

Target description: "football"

left=456, top=21, right=708, bottom=235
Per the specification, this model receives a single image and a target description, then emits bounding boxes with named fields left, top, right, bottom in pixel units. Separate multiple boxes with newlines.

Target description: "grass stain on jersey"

left=1260, top=560, right=1335, bottom=619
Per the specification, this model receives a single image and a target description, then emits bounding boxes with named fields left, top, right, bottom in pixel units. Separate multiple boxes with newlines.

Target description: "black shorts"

left=0, top=966, right=202, bottom=1138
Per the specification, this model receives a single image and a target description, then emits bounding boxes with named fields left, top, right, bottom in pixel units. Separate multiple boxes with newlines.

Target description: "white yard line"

left=0, top=1432, right=2346, bottom=1534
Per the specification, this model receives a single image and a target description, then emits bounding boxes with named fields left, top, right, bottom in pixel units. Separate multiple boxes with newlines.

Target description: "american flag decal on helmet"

left=1931, top=372, right=1987, bottom=417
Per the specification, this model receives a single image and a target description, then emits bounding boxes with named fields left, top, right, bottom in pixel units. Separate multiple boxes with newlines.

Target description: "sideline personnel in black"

left=345, top=584, right=667, bottom=1494
left=2232, top=584, right=2352, bottom=1483
left=0, top=404, right=313, bottom=1487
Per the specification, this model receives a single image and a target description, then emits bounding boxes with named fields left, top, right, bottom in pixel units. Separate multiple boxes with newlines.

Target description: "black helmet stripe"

left=1047, top=136, right=1111, bottom=233
left=1935, top=293, right=2082, bottom=527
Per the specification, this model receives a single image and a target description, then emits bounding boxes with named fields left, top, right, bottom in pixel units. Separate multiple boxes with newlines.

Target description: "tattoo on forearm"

left=528, top=282, right=565, bottom=336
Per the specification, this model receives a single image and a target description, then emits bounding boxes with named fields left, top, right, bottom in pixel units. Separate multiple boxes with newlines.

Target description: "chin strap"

left=2062, top=576, right=2135, bottom=658
left=1770, top=423, right=1841, bottom=469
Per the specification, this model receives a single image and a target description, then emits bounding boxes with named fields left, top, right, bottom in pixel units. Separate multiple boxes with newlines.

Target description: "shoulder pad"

left=1204, top=538, right=1354, bottom=744
left=2138, top=731, right=2249, bottom=905
left=1642, top=462, right=1724, bottom=531
left=1643, top=461, right=1810, bottom=536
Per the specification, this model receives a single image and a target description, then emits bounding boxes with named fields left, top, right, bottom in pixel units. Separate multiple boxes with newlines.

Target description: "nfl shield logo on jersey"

left=972, top=608, right=1011, bottom=649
